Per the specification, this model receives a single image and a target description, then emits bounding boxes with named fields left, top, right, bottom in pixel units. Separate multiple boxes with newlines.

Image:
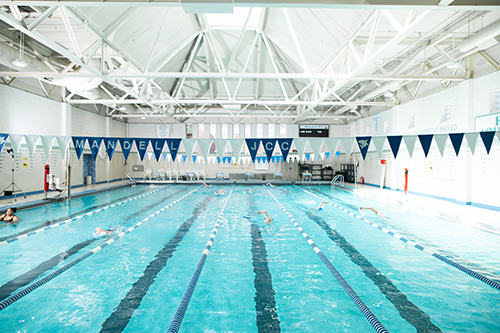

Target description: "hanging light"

left=13, top=32, right=28, bottom=68
left=446, top=34, right=461, bottom=69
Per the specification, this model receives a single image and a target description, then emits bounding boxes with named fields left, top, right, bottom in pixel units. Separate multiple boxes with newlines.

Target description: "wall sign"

left=299, top=125, right=329, bottom=137
left=475, top=112, right=500, bottom=132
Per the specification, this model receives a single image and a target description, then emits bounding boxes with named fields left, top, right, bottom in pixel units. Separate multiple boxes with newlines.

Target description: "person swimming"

left=265, top=183, right=275, bottom=188
left=246, top=189, right=254, bottom=194
left=359, top=207, right=385, bottom=218
left=317, top=201, right=328, bottom=211
left=1, top=207, right=19, bottom=223
left=203, top=181, right=211, bottom=188
left=215, top=189, right=226, bottom=196
left=257, top=210, right=272, bottom=224
left=94, top=227, right=114, bottom=237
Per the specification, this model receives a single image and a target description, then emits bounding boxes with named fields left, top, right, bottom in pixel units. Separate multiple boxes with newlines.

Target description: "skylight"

left=205, top=7, right=262, bottom=30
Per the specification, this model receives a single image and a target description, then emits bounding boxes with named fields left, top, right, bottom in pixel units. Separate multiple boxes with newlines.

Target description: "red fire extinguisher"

left=404, top=168, right=409, bottom=194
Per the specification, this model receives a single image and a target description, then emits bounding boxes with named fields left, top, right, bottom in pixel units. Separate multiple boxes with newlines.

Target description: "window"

left=268, top=124, right=275, bottom=138
left=245, top=124, right=252, bottom=138
left=234, top=124, right=240, bottom=138
left=222, top=124, right=228, bottom=139
left=280, top=124, right=287, bottom=138
left=186, top=124, right=193, bottom=139
left=198, top=125, right=205, bottom=139
left=441, top=104, right=451, bottom=123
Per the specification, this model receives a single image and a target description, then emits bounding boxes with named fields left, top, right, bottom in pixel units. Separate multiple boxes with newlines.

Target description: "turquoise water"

left=0, top=184, right=499, bottom=332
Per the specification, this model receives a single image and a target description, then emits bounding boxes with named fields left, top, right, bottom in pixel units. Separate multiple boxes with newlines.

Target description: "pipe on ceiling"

left=458, top=19, right=500, bottom=53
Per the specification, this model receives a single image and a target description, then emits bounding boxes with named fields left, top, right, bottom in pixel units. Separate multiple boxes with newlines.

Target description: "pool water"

left=0, top=184, right=499, bottom=332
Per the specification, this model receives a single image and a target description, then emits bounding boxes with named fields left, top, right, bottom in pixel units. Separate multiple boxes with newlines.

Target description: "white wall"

left=353, top=70, right=500, bottom=208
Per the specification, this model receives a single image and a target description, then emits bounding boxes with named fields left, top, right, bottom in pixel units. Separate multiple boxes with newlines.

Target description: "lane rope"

left=167, top=185, right=234, bottom=333
left=296, top=185, right=500, bottom=291
left=0, top=186, right=171, bottom=247
left=0, top=186, right=202, bottom=311
left=266, top=188, right=389, bottom=333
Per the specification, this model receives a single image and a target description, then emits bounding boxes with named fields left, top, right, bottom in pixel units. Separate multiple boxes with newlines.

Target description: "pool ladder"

left=122, top=173, right=136, bottom=187
left=331, top=174, right=344, bottom=188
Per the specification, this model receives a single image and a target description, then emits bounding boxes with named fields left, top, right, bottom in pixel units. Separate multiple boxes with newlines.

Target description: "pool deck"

left=1, top=180, right=499, bottom=236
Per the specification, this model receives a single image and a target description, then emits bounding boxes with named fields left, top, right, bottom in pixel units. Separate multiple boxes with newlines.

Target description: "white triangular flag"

left=309, top=138, right=324, bottom=161
left=197, top=139, right=213, bottom=162
left=25, top=135, right=40, bottom=160
left=340, top=137, right=355, bottom=158
left=182, top=139, right=196, bottom=162
left=372, top=136, right=386, bottom=159
left=465, top=132, right=479, bottom=155
left=56, top=136, right=71, bottom=160
left=214, top=139, right=228, bottom=161
left=325, top=138, right=340, bottom=159
left=40, top=135, right=56, bottom=159
left=293, top=138, right=309, bottom=161
left=434, top=134, right=448, bottom=157
left=230, top=139, right=245, bottom=162
left=403, top=135, right=418, bottom=158
left=9, top=134, right=24, bottom=156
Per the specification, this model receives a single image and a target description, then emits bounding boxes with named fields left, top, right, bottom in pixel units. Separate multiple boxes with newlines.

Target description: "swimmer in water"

left=215, top=189, right=226, bottom=196
left=203, top=181, right=211, bottom=188
left=1, top=207, right=19, bottom=223
left=94, top=227, right=114, bottom=237
left=265, top=183, right=275, bottom=188
left=246, top=189, right=254, bottom=194
left=317, top=201, right=328, bottom=211
left=359, top=207, right=385, bottom=218
left=257, top=210, right=272, bottom=224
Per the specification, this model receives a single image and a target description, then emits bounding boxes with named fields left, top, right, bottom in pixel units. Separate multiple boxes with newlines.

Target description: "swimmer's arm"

left=12, top=216, right=19, bottom=222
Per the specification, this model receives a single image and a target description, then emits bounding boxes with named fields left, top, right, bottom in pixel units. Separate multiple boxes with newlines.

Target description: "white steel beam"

left=261, top=32, right=289, bottom=99
left=67, top=99, right=395, bottom=106
left=143, top=9, right=169, bottom=73
left=282, top=8, right=309, bottom=73
left=227, top=7, right=253, bottom=71
left=60, top=8, right=82, bottom=58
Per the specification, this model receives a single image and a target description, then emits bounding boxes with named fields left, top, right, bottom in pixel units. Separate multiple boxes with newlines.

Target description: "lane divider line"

left=266, top=189, right=389, bottom=333
left=0, top=186, right=202, bottom=312
left=167, top=185, right=234, bottom=333
left=296, top=185, right=500, bottom=291
left=0, top=186, right=171, bottom=247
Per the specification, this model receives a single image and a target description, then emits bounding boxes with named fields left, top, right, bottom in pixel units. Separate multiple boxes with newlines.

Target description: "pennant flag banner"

left=325, top=138, right=340, bottom=159
left=262, top=139, right=277, bottom=162
left=119, top=138, right=134, bottom=162
left=9, top=134, right=24, bottom=157
left=325, top=152, right=330, bottom=160
left=87, top=137, right=103, bottom=161
left=403, top=135, right=418, bottom=158
left=72, top=136, right=86, bottom=160
left=418, top=134, right=433, bottom=158
left=56, top=136, right=71, bottom=160
left=480, top=131, right=495, bottom=155
left=309, top=138, right=324, bottom=161
left=103, top=138, right=118, bottom=161
left=371, top=136, right=386, bottom=159
left=387, top=136, right=403, bottom=159
left=464, top=132, right=479, bottom=155
left=356, top=136, right=371, bottom=160
left=230, top=139, right=245, bottom=162
left=246, top=139, right=261, bottom=163
left=0, top=134, right=8, bottom=156
left=449, top=133, right=464, bottom=156
left=134, top=138, right=150, bottom=161
left=277, top=138, right=293, bottom=161
left=223, top=156, right=231, bottom=164
left=293, top=138, right=309, bottom=161
left=166, top=138, right=182, bottom=162
left=434, top=134, right=448, bottom=157
left=182, top=139, right=196, bottom=162
left=150, top=139, right=165, bottom=162
left=214, top=139, right=228, bottom=161
left=340, top=137, right=355, bottom=158
left=336, top=151, right=340, bottom=158
left=197, top=139, right=213, bottom=163
left=192, top=155, right=197, bottom=163
left=162, top=153, right=168, bottom=161
left=25, top=135, right=40, bottom=160
left=40, top=135, right=56, bottom=159
left=305, top=153, right=311, bottom=161
left=183, top=155, right=187, bottom=163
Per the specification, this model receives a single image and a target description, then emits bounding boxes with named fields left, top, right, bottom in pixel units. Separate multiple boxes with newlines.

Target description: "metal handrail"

left=331, top=174, right=344, bottom=188
left=122, top=173, right=136, bottom=187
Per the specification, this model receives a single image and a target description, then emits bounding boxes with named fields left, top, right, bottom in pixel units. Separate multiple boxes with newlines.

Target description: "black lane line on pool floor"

left=0, top=238, right=98, bottom=302
left=0, top=186, right=162, bottom=244
left=249, top=194, right=281, bottom=332
left=99, top=195, right=213, bottom=333
left=303, top=210, right=442, bottom=333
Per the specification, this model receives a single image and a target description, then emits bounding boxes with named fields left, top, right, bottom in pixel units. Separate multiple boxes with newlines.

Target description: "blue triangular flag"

left=480, top=131, right=495, bottom=154
left=167, top=138, right=182, bottom=162
left=387, top=136, right=403, bottom=159
left=183, top=155, right=187, bottom=163
left=449, top=133, right=464, bottom=156
left=0, top=134, right=8, bottom=156
left=103, top=138, right=118, bottom=161
left=151, top=139, right=166, bottom=162
left=72, top=136, right=86, bottom=160
left=262, top=139, right=277, bottom=162
left=356, top=136, right=372, bottom=160
left=305, top=153, right=310, bottom=161
left=418, top=134, right=433, bottom=158
left=277, top=138, right=293, bottom=161
left=119, top=138, right=134, bottom=162
left=192, top=155, right=197, bottom=163
left=336, top=151, right=340, bottom=158
left=87, top=137, right=103, bottom=162
left=325, top=152, right=330, bottom=159
left=245, top=139, right=261, bottom=163
left=134, top=138, right=150, bottom=161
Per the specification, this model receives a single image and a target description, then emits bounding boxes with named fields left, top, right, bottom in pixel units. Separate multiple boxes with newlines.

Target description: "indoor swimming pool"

left=0, top=184, right=499, bottom=332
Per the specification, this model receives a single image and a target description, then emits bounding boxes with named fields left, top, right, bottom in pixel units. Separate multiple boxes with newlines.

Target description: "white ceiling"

left=0, top=1, right=499, bottom=125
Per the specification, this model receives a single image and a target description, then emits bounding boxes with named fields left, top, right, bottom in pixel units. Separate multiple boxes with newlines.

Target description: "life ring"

left=360, top=176, right=365, bottom=184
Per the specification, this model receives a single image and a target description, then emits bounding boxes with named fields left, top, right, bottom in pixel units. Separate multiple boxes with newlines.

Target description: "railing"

left=331, top=174, right=344, bottom=188
left=122, top=173, right=136, bottom=187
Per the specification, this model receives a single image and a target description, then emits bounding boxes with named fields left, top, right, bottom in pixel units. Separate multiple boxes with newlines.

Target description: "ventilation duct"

left=458, top=19, right=500, bottom=53
left=0, top=42, right=50, bottom=72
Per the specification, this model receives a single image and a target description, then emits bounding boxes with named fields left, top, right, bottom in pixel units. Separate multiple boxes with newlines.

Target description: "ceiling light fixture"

left=13, top=32, right=28, bottom=68
left=117, top=106, right=127, bottom=111
left=141, top=116, right=146, bottom=120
